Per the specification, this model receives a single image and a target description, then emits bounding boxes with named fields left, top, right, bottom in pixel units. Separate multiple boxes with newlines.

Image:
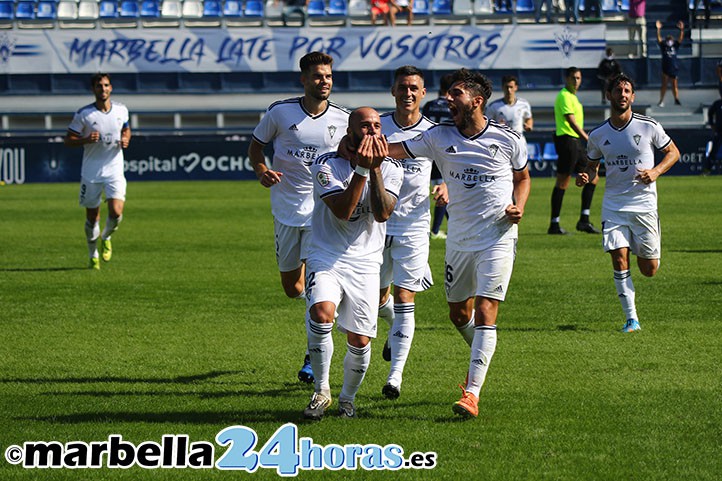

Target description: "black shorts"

left=553, top=134, right=585, bottom=175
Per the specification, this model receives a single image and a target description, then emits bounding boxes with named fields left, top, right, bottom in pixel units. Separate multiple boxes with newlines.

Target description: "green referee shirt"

left=554, top=87, right=584, bottom=137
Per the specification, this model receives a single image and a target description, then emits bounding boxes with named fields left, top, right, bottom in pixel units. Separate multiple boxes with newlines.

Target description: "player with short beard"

left=248, top=52, right=350, bottom=385
left=577, top=73, right=680, bottom=332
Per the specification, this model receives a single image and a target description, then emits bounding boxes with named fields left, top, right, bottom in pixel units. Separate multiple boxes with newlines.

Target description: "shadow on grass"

left=0, top=370, right=244, bottom=385
left=0, top=267, right=88, bottom=272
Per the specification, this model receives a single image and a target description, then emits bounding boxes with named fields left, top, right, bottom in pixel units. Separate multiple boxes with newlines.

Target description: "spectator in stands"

left=565, top=0, right=580, bottom=24
left=371, top=0, right=392, bottom=25
left=64, top=73, right=131, bottom=271
left=596, top=48, right=622, bottom=103
left=584, top=0, right=602, bottom=20
left=495, top=0, right=512, bottom=13
left=280, top=0, right=308, bottom=26
left=486, top=75, right=534, bottom=140
left=421, top=73, right=454, bottom=240
left=389, top=0, right=413, bottom=25
left=627, top=0, right=647, bottom=58
left=535, top=0, right=554, bottom=23
left=704, top=90, right=722, bottom=175
left=655, top=20, right=684, bottom=107
left=690, top=0, right=711, bottom=29
left=549, top=67, right=601, bottom=235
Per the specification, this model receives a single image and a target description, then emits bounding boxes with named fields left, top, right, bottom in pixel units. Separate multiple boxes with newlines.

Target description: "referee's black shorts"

left=553, top=134, right=585, bottom=175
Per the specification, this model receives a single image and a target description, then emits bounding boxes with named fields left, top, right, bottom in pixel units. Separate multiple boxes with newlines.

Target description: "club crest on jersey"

left=316, top=171, right=330, bottom=186
left=489, top=144, right=499, bottom=158
left=328, top=125, right=337, bottom=138
left=633, top=134, right=641, bottom=145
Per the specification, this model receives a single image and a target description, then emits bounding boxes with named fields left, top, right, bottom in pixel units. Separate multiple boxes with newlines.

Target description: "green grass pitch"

left=0, top=176, right=720, bottom=480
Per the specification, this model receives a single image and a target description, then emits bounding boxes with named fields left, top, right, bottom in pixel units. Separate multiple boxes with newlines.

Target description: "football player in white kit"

left=249, top=52, right=350, bottom=385
left=385, top=69, right=531, bottom=419
left=576, top=73, right=680, bottom=333
left=485, top=75, right=534, bottom=142
left=64, top=73, right=131, bottom=270
left=303, top=107, right=403, bottom=420
left=377, top=66, right=447, bottom=401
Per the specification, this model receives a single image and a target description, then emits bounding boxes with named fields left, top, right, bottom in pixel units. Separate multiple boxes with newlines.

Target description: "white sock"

left=85, top=220, right=99, bottom=258
left=306, top=317, right=334, bottom=397
left=456, top=317, right=475, bottom=347
left=340, top=342, right=371, bottom=403
left=613, top=270, right=638, bottom=320
left=387, top=303, right=415, bottom=387
left=378, top=296, right=394, bottom=329
left=466, top=325, right=497, bottom=397
left=101, top=214, right=122, bottom=240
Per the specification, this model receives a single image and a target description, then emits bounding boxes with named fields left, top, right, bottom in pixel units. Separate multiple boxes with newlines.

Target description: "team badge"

left=633, top=134, right=641, bottom=145
left=489, top=144, right=499, bottom=158
left=316, top=171, right=330, bottom=186
left=328, top=125, right=337, bottom=138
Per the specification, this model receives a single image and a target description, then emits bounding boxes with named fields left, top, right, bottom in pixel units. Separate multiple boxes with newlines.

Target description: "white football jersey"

left=252, top=98, right=350, bottom=227
left=587, top=113, right=671, bottom=212
left=67, top=101, right=129, bottom=183
left=402, top=119, right=528, bottom=252
left=308, top=153, right=404, bottom=273
left=380, top=112, right=436, bottom=236
left=485, top=97, right=532, bottom=136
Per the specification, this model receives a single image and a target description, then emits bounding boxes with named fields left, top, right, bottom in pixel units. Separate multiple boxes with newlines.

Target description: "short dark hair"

left=91, top=73, right=111, bottom=88
left=606, top=73, right=635, bottom=93
left=565, top=67, right=581, bottom=78
left=393, top=65, right=425, bottom=83
left=299, top=52, right=334, bottom=74
left=449, top=68, right=493, bottom=108
left=439, top=73, right=454, bottom=95
left=501, top=75, right=518, bottom=86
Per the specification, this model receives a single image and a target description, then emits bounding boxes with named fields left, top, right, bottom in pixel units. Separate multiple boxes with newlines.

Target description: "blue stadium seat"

left=307, top=0, right=325, bottom=16
left=602, top=0, right=619, bottom=13
left=223, top=0, right=243, bottom=17
left=99, top=0, right=119, bottom=18
left=527, top=142, right=542, bottom=162
left=542, top=142, right=558, bottom=161
left=140, top=0, right=160, bottom=17
left=412, top=0, right=429, bottom=15
left=243, top=0, right=264, bottom=16
left=36, top=0, right=57, bottom=19
left=203, top=0, right=222, bottom=17
left=120, top=0, right=140, bottom=17
left=431, top=0, right=451, bottom=14
left=516, top=0, right=535, bottom=13
left=327, top=0, right=347, bottom=16
left=619, top=0, right=629, bottom=10
left=0, top=1, right=13, bottom=20
left=15, top=1, right=37, bottom=20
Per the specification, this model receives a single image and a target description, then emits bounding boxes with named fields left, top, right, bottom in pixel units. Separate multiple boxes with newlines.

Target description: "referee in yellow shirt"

left=548, top=67, right=600, bottom=235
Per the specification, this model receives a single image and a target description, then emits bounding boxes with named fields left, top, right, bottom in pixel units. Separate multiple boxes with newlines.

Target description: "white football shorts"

left=79, top=177, right=126, bottom=208
left=274, top=219, right=311, bottom=272
left=601, top=209, right=661, bottom=260
left=444, top=238, right=517, bottom=303
left=305, top=267, right=379, bottom=339
left=380, top=231, right=433, bottom=292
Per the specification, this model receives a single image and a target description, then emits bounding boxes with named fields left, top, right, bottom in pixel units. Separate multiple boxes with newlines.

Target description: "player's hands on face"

left=87, top=131, right=100, bottom=144
left=505, top=204, right=524, bottom=224
left=635, top=168, right=658, bottom=184
left=370, top=135, right=388, bottom=168
left=355, top=135, right=375, bottom=169
left=432, top=183, right=449, bottom=206
left=259, top=169, right=283, bottom=187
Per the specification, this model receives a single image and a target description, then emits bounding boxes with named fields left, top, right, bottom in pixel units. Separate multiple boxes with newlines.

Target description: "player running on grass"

left=377, top=65, right=447, bottom=401
left=248, top=52, right=350, bottom=385
left=303, top=107, right=403, bottom=420
left=385, top=68, right=531, bottom=419
left=576, top=73, right=680, bottom=332
left=64, top=73, right=131, bottom=270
